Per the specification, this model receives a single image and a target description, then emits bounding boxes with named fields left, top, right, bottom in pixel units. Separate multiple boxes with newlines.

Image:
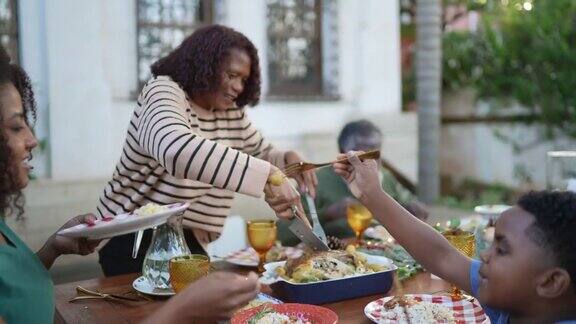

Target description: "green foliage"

left=443, top=0, right=576, bottom=139
left=438, top=177, right=515, bottom=210
left=443, top=31, right=478, bottom=90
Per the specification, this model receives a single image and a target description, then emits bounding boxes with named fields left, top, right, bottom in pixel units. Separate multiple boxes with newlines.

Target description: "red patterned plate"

left=364, top=294, right=489, bottom=323
left=232, top=303, right=338, bottom=324
left=225, top=247, right=303, bottom=267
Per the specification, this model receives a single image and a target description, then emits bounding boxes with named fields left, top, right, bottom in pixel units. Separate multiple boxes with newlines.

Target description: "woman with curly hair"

left=98, top=24, right=316, bottom=275
left=0, top=46, right=100, bottom=323
left=0, top=47, right=262, bottom=324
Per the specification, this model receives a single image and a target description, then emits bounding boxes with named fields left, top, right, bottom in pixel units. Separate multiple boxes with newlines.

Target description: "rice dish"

left=248, top=307, right=311, bottom=324
left=250, top=312, right=310, bottom=324
left=134, top=203, right=169, bottom=216
left=380, top=297, right=455, bottom=323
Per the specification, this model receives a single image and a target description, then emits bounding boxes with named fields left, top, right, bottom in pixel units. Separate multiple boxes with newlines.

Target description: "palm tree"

left=416, top=0, right=442, bottom=204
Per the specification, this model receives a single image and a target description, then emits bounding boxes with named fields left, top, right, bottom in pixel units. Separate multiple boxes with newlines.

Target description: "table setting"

left=53, top=152, right=497, bottom=323
left=54, top=204, right=491, bottom=324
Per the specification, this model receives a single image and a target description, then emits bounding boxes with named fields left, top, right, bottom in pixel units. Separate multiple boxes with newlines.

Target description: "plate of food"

left=260, top=247, right=396, bottom=304
left=225, top=245, right=304, bottom=267
left=364, top=294, right=488, bottom=323
left=57, top=202, right=190, bottom=239
left=231, top=303, right=338, bottom=324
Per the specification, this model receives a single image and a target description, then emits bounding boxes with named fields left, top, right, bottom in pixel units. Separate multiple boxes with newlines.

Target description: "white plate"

left=255, top=293, right=283, bottom=304
left=132, top=276, right=175, bottom=296
left=474, top=204, right=510, bottom=219
left=460, top=215, right=488, bottom=232
left=57, top=202, right=190, bottom=240
left=364, top=225, right=393, bottom=242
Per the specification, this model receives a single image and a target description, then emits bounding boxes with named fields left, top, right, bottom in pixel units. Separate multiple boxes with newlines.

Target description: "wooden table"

left=54, top=263, right=450, bottom=324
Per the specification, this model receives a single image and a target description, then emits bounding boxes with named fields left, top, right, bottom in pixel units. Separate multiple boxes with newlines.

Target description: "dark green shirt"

left=0, top=218, right=54, bottom=324
left=278, top=166, right=415, bottom=245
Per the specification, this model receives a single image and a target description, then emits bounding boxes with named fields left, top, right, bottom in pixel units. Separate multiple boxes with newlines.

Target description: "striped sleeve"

left=241, top=109, right=287, bottom=169
left=135, top=78, right=271, bottom=197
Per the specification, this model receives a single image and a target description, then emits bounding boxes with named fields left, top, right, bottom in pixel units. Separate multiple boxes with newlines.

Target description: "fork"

left=281, top=150, right=380, bottom=178
left=69, top=286, right=141, bottom=303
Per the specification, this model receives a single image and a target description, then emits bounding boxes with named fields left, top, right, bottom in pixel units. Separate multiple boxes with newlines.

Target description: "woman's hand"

left=284, top=151, right=318, bottom=198
left=50, top=214, right=102, bottom=256
left=265, top=167, right=305, bottom=220
left=332, top=151, right=381, bottom=202
left=37, top=214, right=101, bottom=269
left=143, top=271, right=260, bottom=323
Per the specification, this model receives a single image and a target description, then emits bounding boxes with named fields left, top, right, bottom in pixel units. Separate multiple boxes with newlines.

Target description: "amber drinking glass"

left=247, top=220, right=277, bottom=273
left=443, top=230, right=476, bottom=300
left=169, top=254, right=211, bottom=293
left=347, top=203, right=373, bottom=245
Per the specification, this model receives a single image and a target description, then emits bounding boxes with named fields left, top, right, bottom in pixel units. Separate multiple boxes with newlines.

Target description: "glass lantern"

left=546, top=151, right=576, bottom=191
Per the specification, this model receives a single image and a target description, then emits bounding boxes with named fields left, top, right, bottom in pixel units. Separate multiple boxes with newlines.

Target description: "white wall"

left=19, top=0, right=405, bottom=181
left=225, top=0, right=402, bottom=139
left=441, top=94, right=571, bottom=188
left=19, top=0, right=50, bottom=177
left=441, top=122, right=564, bottom=188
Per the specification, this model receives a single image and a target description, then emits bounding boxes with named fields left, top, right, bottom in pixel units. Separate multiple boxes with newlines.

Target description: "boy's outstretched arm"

left=333, top=152, right=473, bottom=293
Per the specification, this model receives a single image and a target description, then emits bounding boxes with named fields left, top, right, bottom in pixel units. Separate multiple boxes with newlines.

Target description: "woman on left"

left=0, top=47, right=262, bottom=324
left=0, top=48, right=100, bottom=323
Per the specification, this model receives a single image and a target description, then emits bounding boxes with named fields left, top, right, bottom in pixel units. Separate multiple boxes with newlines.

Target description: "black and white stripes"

left=97, top=76, right=285, bottom=233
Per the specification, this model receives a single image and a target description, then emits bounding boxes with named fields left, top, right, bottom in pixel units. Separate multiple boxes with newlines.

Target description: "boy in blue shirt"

left=334, top=152, right=576, bottom=323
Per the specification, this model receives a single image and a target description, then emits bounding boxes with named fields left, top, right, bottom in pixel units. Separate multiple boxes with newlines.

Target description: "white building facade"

left=13, top=0, right=412, bottom=182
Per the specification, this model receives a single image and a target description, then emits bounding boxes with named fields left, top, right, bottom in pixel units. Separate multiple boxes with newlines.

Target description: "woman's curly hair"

left=518, top=190, right=576, bottom=292
left=151, top=24, right=261, bottom=108
left=0, top=46, right=37, bottom=218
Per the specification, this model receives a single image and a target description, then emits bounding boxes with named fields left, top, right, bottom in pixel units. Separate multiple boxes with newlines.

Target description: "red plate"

left=231, top=303, right=338, bottom=324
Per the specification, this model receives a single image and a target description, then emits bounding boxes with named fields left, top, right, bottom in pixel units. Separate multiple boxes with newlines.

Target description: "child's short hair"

left=517, top=190, right=576, bottom=292
left=337, top=119, right=382, bottom=153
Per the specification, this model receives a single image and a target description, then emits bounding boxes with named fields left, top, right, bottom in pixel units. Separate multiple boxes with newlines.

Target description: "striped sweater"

left=97, top=76, right=285, bottom=235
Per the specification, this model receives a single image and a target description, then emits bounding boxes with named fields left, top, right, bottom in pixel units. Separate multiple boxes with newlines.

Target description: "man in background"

left=279, top=119, right=428, bottom=244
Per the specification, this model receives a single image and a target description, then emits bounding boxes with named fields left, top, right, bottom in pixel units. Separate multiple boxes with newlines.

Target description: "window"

left=0, top=0, right=19, bottom=62
left=136, top=0, right=213, bottom=86
left=267, top=0, right=338, bottom=99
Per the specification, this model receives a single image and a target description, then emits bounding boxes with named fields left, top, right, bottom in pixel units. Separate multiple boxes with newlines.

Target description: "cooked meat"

left=280, top=249, right=381, bottom=283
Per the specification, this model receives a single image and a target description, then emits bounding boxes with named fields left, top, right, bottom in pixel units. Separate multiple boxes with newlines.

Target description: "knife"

left=304, top=193, right=328, bottom=244
left=288, top=206, right=330, bottom=252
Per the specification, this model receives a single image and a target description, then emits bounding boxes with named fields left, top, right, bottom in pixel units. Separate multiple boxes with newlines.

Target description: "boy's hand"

left=333, top=151, right=381, bottom=201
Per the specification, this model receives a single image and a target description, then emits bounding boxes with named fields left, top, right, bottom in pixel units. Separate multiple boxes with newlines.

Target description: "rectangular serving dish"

left=260, top=253, right=397, bottom=305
